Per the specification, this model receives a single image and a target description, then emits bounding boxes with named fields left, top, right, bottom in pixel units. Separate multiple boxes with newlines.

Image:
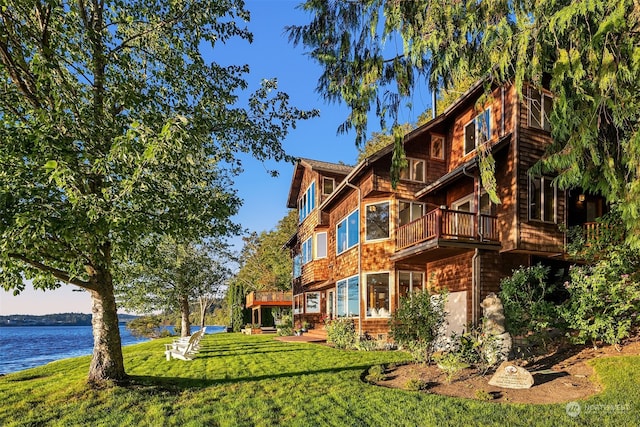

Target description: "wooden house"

left=285, top=79, right=605, bottom=339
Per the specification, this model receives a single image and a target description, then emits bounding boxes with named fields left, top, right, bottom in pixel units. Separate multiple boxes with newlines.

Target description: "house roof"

left=286, top=158, right=353, bottom=208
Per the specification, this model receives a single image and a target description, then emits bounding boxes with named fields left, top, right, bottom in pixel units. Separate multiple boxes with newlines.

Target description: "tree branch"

left=8, top=253, right=94, bottom=290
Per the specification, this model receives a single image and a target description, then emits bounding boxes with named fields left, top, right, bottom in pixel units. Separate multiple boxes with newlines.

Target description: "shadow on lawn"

left=128, top=364, right=372, bottom=392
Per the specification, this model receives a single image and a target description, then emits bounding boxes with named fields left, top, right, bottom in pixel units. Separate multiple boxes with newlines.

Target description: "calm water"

left=0, top=324, right=225, bottom=375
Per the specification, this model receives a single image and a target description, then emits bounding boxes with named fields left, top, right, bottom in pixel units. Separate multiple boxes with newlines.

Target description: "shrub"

left=405, top=378, right=430, bottom=391
left=126, top=315, right=164, bottom=338
left=390, top=290, right=447, bottom=364
left=365, top=364, right=386, bottom=382
left=474, top=389, right=494, bottom=401
left=561, top=246, right=640, bottom=347
left=434, top=352, right=469, bottom=384
left=355, top=334, right=380, bottom=351
left=499, top=264, right=560, bottom=336
left=448, top=325, right=501, bottom=374
left=325, top=318, right=357, bottom=349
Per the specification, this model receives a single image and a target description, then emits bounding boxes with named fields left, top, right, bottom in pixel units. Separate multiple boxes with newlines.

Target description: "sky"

left=0, top=0, right=433, bottom=316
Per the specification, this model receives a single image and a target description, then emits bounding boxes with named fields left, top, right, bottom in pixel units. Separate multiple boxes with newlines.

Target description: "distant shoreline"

left=0, top=313, right=138, bottom=327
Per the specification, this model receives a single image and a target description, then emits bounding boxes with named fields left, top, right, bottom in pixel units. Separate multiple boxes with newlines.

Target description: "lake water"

left=0, top=324, right=225, bottom=375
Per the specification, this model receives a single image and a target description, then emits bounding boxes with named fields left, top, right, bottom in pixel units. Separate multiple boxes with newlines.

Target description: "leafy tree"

left=389, top=290, right=447, bottom=363
left=0, top=0, right=315, bottom=384
left=232, top=210, right=298, bottom=292
left=116, top=237, right=231, bottom=337
left=499, top=264, right=560, bottom=337
left=288, top=0, right=640, bottom=245
left=125, top=315, right=167, bottom=339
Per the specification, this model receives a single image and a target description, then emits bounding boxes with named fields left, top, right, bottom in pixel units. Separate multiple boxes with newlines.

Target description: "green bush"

left=449, top=323, right=500, bottom=373
left=389, top=290, right=447, bottom=363
left=434, top=352, right=469, bottom=384
left=499, top=264, right=560, bottom=336
left=405, top=378, right=430, bottom=391
left=126, top=315, right=164, bottom=338
left=561, top=246, right=640, bottom=346
left=365, top=364, right=386, bottom=382
left=325, top=318, right=357, bottom=349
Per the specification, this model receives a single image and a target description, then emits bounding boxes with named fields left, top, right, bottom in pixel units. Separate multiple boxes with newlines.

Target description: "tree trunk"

left=199, top=298, right=206, bottom=329
left=180, top=293, right=191, bottom=338
left=88, top=269, right=127, bottom=385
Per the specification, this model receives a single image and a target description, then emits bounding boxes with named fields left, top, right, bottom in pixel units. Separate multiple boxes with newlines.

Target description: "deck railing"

left=246, top=291, right=292, bottom=307
left=396, top=208, right=498, bottom=250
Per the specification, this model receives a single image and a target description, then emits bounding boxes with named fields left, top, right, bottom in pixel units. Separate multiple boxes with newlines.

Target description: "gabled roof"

left=286, top=158, right=353, bottom=208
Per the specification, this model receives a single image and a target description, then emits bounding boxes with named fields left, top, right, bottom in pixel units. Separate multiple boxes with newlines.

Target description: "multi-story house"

left=285, top=79, right=605, bottom=340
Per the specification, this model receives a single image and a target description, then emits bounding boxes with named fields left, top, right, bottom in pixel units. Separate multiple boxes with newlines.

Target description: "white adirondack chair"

left=164, top=329, right=204, bottom=361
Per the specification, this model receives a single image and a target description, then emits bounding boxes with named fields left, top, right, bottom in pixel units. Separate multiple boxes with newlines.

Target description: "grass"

left=0, top=333, right=638, bottom=426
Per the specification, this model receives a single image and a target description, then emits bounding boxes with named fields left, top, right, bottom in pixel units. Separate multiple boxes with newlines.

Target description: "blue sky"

left=0, top=0, right=433, bottom=315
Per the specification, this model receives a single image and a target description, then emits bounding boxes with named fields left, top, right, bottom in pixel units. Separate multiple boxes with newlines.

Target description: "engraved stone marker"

left=488, top=361, right=534, bottom=389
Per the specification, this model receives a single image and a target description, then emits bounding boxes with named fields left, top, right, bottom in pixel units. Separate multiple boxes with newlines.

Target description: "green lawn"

left=1, top=333, right=638, bottom=426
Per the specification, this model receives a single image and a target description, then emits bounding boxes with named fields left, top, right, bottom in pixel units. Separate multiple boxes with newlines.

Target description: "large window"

left=366, top=273, right=390, bottom=317
left=315, top=232, right=327, bottom=258
left=529, top=176, right=557, bottom=223
left=399, top=201, right=425, bottom=226
left=293, top=255, right=301, bottom=278
left=365, top=202, right=390, bottom=241
left=528, top=87, right=553, bottom=132
left=397, top=271, right=424, bottom=306
left=337, top=209, right=359, bottom=254
left=301, top=237, right=313, bottom=264
left=298, top=181, right=316, bottom=222
left=336, top=275, right=359, bottom=317
left=306, top=292, right=320, bottom=313
left=464, top=108, right=491, bottom=155
left=399, top=157, right=425, bottom=182
left=322, top=177, right=335, bottom=195
left=293, top=294, right=304, bottom=314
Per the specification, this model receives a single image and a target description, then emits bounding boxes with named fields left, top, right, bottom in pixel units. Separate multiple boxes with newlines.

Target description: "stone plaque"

left=488, top=361, right=534, bottom=389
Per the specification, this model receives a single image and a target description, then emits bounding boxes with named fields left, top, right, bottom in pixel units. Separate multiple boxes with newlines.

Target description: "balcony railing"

left=396, top=208, right=499, bottom=250
left=246, top=291, right=292, bottom=308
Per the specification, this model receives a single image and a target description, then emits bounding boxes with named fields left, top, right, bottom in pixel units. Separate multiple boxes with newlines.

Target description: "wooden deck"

left=245, top=291, right=292, bottom=308
left=275, top=328, right=327, bottom=343
left=396, top=208, right=499, bottom=250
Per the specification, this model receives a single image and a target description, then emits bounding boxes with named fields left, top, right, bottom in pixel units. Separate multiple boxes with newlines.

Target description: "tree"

left=226, top=210, right=298, bottom=331
left=232, top=210, right=298, bottom=292
left=0, top=0, right=316, bottom=384
left=288, top=0, right=640, bottom=245
left=116, top=237, right=231, bottom=337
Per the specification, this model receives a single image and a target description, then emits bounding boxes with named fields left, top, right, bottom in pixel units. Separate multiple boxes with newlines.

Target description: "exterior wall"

left=516, top=86, right=566, bottom=254
left=449, top=84, right=516, bottom=172
left=427, top=251, right=474, bottom=325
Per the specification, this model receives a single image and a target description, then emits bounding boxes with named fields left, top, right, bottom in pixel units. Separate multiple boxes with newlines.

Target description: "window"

left=322, top=177, right=335, bottom=195
left=397, top=271, right=424, bottom=306
left=431, top=135, right=445, bottom=160
left=337, top=209, right=359, bottom=254
left=366, top=273, right=390, bottom=317
left=464, top=108, right=491, bottom=155
left=398, top=201, right=425, bottom=226
left=399, top=157, right=425, bottom=182
left=336, top=275, right=359, bottom=317
left=315, top=232, right=327, bottom=258
left=293, top=294, right=304, bottom=314
left=528, top=87, right=553, bottom=132
left=301, top=237, right=313, bottom=264
left=306, top=292, right=320, bottom=313
left=365, top=202, right=390, bottom=241
left=529, top=176, right=557, bottom=223
left=298, top=181, right=316, bottom=222
left=293, top=255, right=301, bottom=278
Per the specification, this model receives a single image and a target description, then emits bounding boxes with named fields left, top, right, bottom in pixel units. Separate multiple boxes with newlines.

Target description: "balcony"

left=393, top=208, right=500, bottom=263
left=301, top=258, right=330, bottom=285
left=245, top=291, right=292, bottom=309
